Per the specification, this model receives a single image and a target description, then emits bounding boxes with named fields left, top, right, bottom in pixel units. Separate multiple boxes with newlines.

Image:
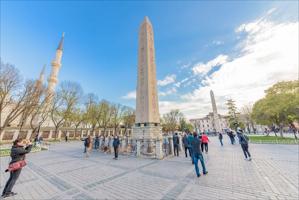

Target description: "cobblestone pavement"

left=0, top=137, right=298, bottom=200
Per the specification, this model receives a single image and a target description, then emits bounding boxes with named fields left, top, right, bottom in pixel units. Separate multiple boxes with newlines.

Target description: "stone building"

left=190, top=90, right=229, bottom=133
left=190, top=113, right=228, bottom=133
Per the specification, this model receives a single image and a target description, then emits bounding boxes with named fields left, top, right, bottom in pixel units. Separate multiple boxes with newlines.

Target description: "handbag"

left=6, top=160, right=27, bottom=172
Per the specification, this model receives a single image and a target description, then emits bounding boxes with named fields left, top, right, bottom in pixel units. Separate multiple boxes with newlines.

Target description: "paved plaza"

left=0, top=137, right=298, bottom=200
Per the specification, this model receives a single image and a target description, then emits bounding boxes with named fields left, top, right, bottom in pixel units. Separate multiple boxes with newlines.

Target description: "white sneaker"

left=248, top=157, right=252, bottom=161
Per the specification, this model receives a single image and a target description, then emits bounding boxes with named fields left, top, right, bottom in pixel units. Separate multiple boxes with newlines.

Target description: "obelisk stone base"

left=132, top=124, right=163, bottom=159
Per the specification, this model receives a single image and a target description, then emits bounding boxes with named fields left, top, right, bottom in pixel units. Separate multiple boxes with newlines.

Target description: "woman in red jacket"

left=201, top=133, right=210, bottom=153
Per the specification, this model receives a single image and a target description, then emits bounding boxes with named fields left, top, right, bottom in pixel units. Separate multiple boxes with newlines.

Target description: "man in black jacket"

left=2, top=139, right=33, bottom=198
left=182, top=133, right=189, bottom=157
left=191, top=132, right=208, bottom=177
left=173, top=133, right=180, bottom=156
left=113, top=136, right=120, bottom=159
left=237, top=129, right=252, bottom=161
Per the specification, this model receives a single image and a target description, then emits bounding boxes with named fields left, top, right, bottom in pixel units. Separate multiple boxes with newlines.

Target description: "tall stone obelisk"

left=133, top=17, right=163, bottom=159
left=210, top=90, right=221, bottom=132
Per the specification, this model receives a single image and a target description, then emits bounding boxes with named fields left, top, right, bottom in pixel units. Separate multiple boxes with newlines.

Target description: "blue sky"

left=1, top=1, right=298, bottom=118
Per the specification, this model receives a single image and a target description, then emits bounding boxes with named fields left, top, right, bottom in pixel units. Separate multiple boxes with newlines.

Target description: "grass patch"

left=0, top=146, right=47, bottom=157
left=248, top=135, right=298, bottom=144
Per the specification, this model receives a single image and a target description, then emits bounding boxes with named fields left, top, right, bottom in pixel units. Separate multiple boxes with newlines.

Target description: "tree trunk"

left=279, top=125, right=284, bottom=137
left=55, top=127, right=58, bottom=140
left=293, top=131, right=298, bottom=140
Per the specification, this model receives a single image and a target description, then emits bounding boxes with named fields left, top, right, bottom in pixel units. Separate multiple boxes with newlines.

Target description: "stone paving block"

left=0, top=138, right=298, bottom=200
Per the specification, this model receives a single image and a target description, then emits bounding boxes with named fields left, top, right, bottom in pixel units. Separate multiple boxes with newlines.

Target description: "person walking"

left=173, top=133, right=180, bottom=157
left=65, top=135, right=68, bottom=142
left=218, top=133, right=223, bottom=146
left=2, top=139, right=33, bottom=198
left=182, top=133, right=189, bottom=157
left=237, top=129, right=252, bottom=161
left=84, top=135, right=92, bottom=157
left=191, top=132, right=208, bottom=178
left=94, top=135, right=100, bottom=150
left=201, top=133, right=209, bottom=153
left=187, top=132, right=194, bottom=164
left=113, top=136, right=120, bottom=159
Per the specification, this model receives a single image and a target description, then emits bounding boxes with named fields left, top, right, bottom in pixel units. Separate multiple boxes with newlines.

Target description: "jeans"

left=184, top=147, right=189, bottom=157
left=2, top=169, right=22, bottom=195
left=174, top=145, right=179, bottom=156
left=201, top=143, right=208, bottom=153
left=241, top=144, right=251, bottom=158
left=94, top=142, right=99, bottom=149
left=114, top=146, right=119, bottom=158
left=193, top=154, right=207, bottom=176
left=219, top=139, right=223, bottom=146
left=188, top=147, right=194, bottom=163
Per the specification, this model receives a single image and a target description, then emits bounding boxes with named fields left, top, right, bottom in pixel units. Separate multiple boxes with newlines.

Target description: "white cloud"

left=160, top=10, right=298, bottom=119
left=192, top=54, right=229, bottom=76
left=157, top=74, right=176, bottom=86
left=174, top=77, right=190, bottom=88
left=159, top=87, right=177, bottom=97
left=122, top=90, right=136, bottom=99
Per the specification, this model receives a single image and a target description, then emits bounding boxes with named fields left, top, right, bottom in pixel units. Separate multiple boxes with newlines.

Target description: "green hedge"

left=0, top=146, right=47, bottom=157
left=248, top=136, right=298, bottom=144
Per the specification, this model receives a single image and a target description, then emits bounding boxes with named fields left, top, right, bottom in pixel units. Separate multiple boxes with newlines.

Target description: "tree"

left=252, top=80, right=299, bottom=137
left=0, top=62, right=38, bottom=135
left=84, top=93, right=99, bottom=134
left=69, top=108, right=86, bottom=138
left=226, top=99, right=241, bottom=130
left=240, top=104, right=256, bottom=133
left=110, top=103, right=125, bottom=136
left=162, top=109, right=184, bottom=133
left=51, top=81, right=83, bottom=139
left=97, top=100, right=112, bottom=136
left=17, top=80, right=47, bottom=131
left=122, top=107, right=135, bottom=136
left=29, top=92, right=52, bottom=136
left=179, top=117, right=194, bottom=133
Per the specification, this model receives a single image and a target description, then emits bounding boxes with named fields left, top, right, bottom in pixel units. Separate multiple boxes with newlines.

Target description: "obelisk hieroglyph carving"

left=133, top=17, right=163, bottom=159
left=210, top=90, right=221, bottom=132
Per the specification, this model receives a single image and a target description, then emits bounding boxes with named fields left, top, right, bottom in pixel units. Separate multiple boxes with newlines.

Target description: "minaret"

left=133, top=17, right=163, bottom=159
left=210, top=90, right=221, bottom=132
left=47, top=33, right=64, bottom=98
left=35, top=65, right=46, bottom=90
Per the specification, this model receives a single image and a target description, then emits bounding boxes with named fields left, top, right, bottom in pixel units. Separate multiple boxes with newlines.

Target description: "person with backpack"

left=191, top=132, right=208, bottom=177
left=2, top=139, right=33, bottom=198
left=237, top=129, right=252, bottom=161
left=187, top=132, right=194, bottom=164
